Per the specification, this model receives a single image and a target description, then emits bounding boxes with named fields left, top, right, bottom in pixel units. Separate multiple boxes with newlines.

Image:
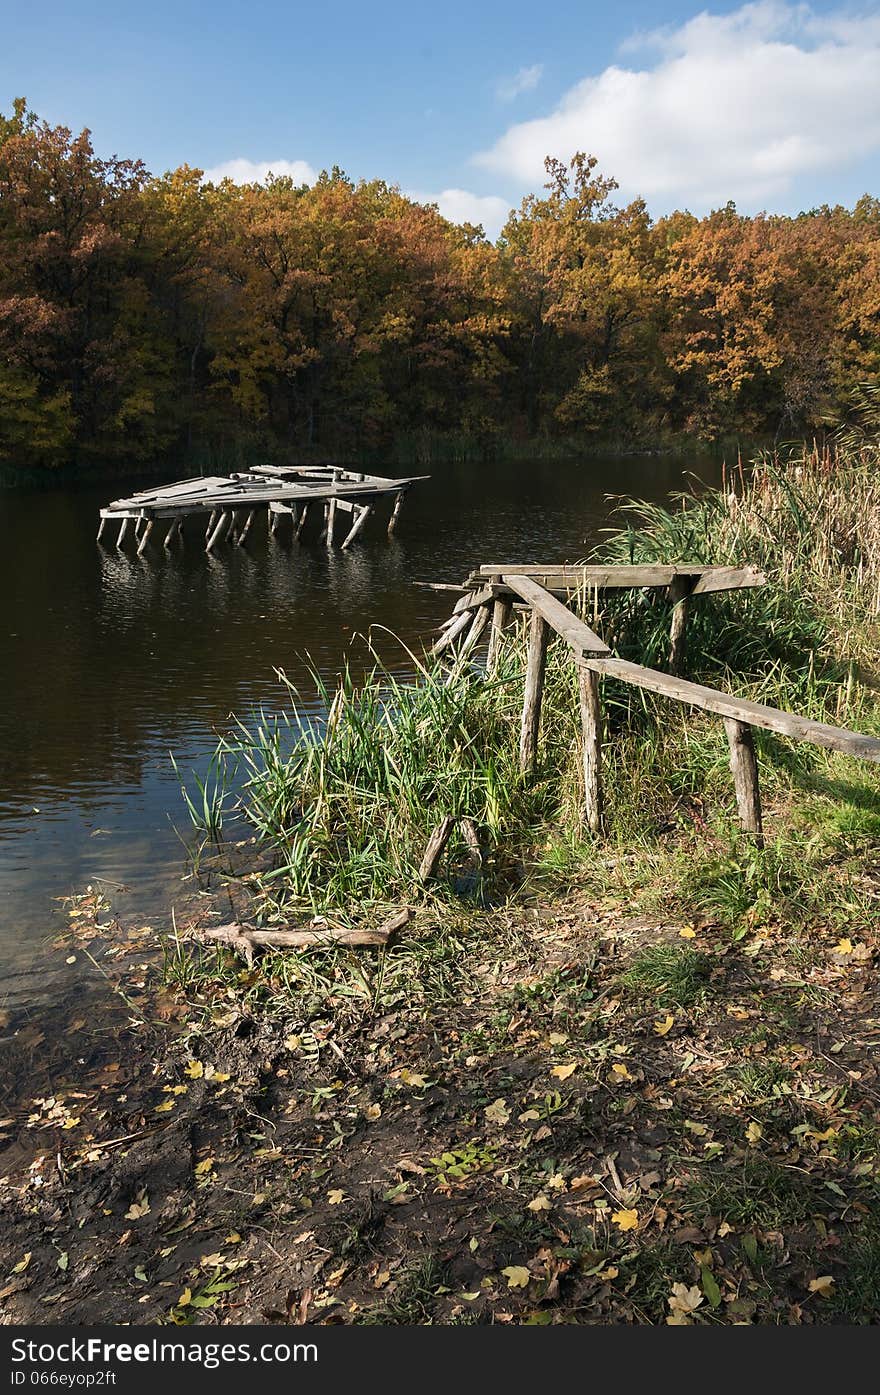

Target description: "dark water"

left=0, top=453, right=719, bottom=1001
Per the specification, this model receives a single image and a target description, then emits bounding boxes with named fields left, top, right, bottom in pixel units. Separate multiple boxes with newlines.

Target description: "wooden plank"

left=504, top=575, right=610, bottom=656
left=579, top=655, right=880, bottom=763
left=520, top=610, right=550, bottom=773
left=453, top=584, right=496, bottom=615
left=691, top=567, right=766, bottom=595
left=725, top=718, right=764, bottom=843
left=478, top=563, right=765, bottom=592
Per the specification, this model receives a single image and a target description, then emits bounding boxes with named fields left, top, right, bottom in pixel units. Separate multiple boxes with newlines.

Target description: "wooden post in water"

left=668, top=576, right=694, bottom=675
left=486, top=596, right=512, bottom=675
left=326, top=496, right=337, bottom=547
left=205, top=510, right=232, bottom=553
left=236, top=509, right=256, bottom=546
left=388, top=489, right=405, bottom=535
left=163, top=518, right=181, bottom=549
left=341, top=503, right=372, bottom=550
left=136, top=519, right=155, bottom=556
left=578, top=667, right=603, bottom=833
left=294, top=502, right=310, bottom=541
left=204, top=509, right=218, bottom=541
left=116, top=516, right=133, bottom=548
left=724, top=718, right=764, bottom=845
left=96, top=516, right=108, bottom=544
left=519, top=610, right=549, bottom=773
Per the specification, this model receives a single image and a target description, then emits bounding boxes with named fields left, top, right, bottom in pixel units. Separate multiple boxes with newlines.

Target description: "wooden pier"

left=97, top=465, right=428, bottom=553
left=425, top=561, right=880, bottom=843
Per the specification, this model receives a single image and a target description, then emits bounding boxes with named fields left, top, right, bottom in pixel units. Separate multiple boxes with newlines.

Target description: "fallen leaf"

left=502, top=1265, right=531, bottom=1289
left=745, top=1122, right=763, bottom=1145
left=835, top=938, right=853, bottom=956
left=654, top=1015, right=674, bottom=1037
left=184, top=1060, right=204, bottom=1079
left=124, top=1198, right=150, bottom=1221
left=527, top=1194, right=552, bottom=1212
left=808, top=1275, right=835, bottom=1296
left=611, top=1209, right=639, bottom=1232
left=485, top=1099, right=510, bottom=1125
left=365, top=1103, right=382, bottom=1121
left=668, top=1282, right=704, bottom=1322
left=679, top=927, right=697, bottom=939
left=194, top=1157, right=215, bottom=1176
left=551, top=1063, right=577, bottom=1081
left=11, top=1253, right=31, bottom=1275
left=327, top=1189, right=345, bottom=1206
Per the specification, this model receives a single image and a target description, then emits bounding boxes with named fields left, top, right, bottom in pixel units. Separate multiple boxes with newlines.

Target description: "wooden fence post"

left=578, top=666, right=603, bottom=833
left=724, top=717, right=764, bottom=845
left=519, top=610, right=549, bottom=773
left=486, top=596, right=512, bottom=675
left=668, top=576, right=694, bottom=675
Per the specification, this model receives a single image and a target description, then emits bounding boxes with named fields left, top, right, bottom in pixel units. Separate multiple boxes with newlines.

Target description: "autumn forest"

left=2, top=96, right=880, bottom=477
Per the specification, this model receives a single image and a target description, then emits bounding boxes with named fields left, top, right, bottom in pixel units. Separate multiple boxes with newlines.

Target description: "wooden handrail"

left=579, top=655, right=880, bottom=763
left=476, top=563, right=765, bottom=593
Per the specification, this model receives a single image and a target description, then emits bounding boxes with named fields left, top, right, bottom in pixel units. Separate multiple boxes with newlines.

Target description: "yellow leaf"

left=225, top=1232, right=242, bottom=1244
left=154, top=1100, right=175, bottom=1113
left=124, top=1199, right=150, bottom=1221
left=548, top=1032, right=568, bottom=1047
left=611, top=1062, right=631, bottom=1079
left=599, top=1266, right=619, bottom=1280
left=611, top=1209, right=639, bottom=1232
left=679, top=927, right=697, bottom=939
left=551, top=1063, right=577, bottom=1081
left=745, top=1122, right=763, bottom=1145
left=502, top=1265, right=531, bottom=1289
left=654, top=1015, right=674, bottom=1036
left=809, top=1275, right=834, bottom=1296
left=327, top=1189, right=345, bottom=1206
left=527, top=1194, right=552, bottom=1212
left=184, top=1060, right=204, bottom=1079
left=194, top=1157, right=215, bottom=1176
left=835, top=938, right=853, bottom=956
left=11, top=1252, right=31, bottom=1274
left=177, top=1287, right=192, bottom=1307
left=284, top=1035, right=301, bottom=1050
left=365, top=1103, right=382, bottom=1121
left=399, top=1069, right=428, bottom=1088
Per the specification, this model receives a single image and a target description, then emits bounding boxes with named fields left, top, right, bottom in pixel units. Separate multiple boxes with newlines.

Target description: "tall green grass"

left=176, top=442, right=880, bottom=918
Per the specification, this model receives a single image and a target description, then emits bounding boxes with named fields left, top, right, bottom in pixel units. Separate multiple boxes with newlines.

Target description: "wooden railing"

left=429, top=563, right=880, bottom=844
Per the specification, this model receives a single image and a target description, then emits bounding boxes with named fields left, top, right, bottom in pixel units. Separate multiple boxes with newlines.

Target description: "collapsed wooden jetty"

left=425, top=562, right=880, bottom=843
left=97, top=465, right=428, bottom=554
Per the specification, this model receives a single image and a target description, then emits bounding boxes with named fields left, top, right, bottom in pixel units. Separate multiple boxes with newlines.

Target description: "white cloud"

left=476, top=2, right=880, bottom=211
left=202, top=157, right=317, bottom=186
left=408, top=188, right=513, bottom=238
left=496, top=63, right=544, bottom=102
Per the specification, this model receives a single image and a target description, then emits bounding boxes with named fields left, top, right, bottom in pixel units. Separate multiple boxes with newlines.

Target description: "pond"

left=0, top=452, right=720, bottom=1003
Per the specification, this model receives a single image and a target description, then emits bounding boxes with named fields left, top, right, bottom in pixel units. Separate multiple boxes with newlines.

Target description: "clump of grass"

left=619, top=943, right=712, bottom=1008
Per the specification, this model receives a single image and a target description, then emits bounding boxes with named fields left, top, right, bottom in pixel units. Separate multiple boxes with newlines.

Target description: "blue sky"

left=4, top=0, right=880, bottom=236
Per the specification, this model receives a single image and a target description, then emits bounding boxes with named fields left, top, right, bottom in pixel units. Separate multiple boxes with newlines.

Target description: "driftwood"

left=197, top=907, right=412, bottom=962
left=418, top=815, right=455, bottom=881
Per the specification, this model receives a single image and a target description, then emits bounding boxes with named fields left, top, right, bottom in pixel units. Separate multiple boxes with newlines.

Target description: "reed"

left=174, top=441, right=880, bottom=925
